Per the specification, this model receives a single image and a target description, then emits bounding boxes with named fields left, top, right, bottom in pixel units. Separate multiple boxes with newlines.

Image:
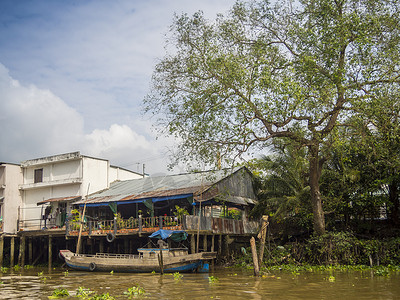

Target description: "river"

left=0, top=266, right=399, bottom=299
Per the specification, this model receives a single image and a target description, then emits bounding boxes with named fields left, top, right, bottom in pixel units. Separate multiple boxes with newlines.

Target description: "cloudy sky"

left=0, top=0, right=234, bottom=175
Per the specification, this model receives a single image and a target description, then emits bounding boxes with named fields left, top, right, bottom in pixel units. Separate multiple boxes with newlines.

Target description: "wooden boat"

left=59, top=230, right=216, bottom=273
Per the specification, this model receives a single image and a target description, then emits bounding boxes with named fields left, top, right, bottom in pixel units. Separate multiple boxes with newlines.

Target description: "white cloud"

left=0, top=63, right=172, bottom=174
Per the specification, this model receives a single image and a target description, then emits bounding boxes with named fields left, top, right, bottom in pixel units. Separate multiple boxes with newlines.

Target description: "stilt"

left=99, top=239, right=104, bottom=253
left=224, top=235, right=230, bottom=257
left=250, top=237, right=260, bottom=276
left=10, top=237, right=15, bottom=267
left=28, top=238, right=33, bottom=265
left=0, top=236, right=3, bottom=267
left=124, top=238, right=129, bottom=254
left=203, top=234, right=207, bottom=252
left=190, top=234, right=196, bottom=254
left=211, top=235, right=215, bottom=252
left=218, top=234, right=222, bottom=256
left=48, top=236, right=52, bottom=269
left=129, top=239, right=134, bottom=254
left=18, top=235, right=25, bottom=267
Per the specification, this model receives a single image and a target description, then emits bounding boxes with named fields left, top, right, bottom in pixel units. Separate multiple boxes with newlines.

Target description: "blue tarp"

left=149, top=229, right=188, bottom=242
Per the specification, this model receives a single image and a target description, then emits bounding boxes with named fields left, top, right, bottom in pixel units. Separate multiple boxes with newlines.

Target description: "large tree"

left=145, top=0, right=400, bottom=234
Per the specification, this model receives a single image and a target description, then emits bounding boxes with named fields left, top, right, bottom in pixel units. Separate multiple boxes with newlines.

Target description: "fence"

left=66, top=215, right=184, bottom=236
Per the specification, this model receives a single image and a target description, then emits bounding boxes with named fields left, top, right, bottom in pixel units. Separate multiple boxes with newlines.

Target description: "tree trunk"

left=309, top=144, right=326, bottom=235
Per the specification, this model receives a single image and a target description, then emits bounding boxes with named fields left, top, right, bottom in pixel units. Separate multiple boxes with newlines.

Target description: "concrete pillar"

left=10, top=237, right=15, bottom=267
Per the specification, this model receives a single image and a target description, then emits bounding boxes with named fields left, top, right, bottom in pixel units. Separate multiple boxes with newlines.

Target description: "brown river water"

left=0, top=267, right=399, bottom=299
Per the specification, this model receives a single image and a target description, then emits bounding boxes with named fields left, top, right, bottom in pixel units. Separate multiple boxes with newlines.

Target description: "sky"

left=0, top=0, right=234, bottom=176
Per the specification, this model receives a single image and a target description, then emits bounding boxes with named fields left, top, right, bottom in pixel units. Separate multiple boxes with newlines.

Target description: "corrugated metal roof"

left=74, top=168, right=239, bottom=205
left=37, top=196, right=82, bottom=205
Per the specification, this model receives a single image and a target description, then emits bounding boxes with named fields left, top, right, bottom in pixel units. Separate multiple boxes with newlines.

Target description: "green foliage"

left=173, top=205, right=189, bottom=217
left=208, top=276, right=219, bottom=283
left=124, top=285, right=145, bottom=297
left=1, top=267, right=8, bottom=273
left=87, top=293, right=115, bottom=300
left=50, top=288, right=69, bottom=298
left=173, top=272, right=183, bottom=280
left=76, top=286, right=94, bottom=298
left=145, top=0, right=400, bottom=235
left=13, top=265, right=20, bottom=271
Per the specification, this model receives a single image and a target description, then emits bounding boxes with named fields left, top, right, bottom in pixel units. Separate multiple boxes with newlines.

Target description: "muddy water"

left=0, top=267, right=399, bottom=299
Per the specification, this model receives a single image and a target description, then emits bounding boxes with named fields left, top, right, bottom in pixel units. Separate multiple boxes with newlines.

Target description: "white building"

left=0, top=163, right=23, bottom=234
left=18, top=152, right=144, bottom=231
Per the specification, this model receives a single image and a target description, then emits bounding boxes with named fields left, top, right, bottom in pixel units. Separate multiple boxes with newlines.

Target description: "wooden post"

left=250, top=237, right=260, bottom=276
left=257, top=215, right=269, bottom=267
left=190, top=234, right=196, bottom=254
left=10, top=237, right=15, bottom=267
left=211, top=235, right=215, bottom=253
left=124, top=238, right=129, bottom=254
left=224, top=235, right=229, bottom=257
left=28, top=238, right=33, bottom=265
left=48, top=236, right=52, bottom=269
left=99, top=238, right=104, bottom=253
left=138, top=215, right=142, bottom=233
left=18, top=235, right=26, bottom=267
left=0, top=236, right=3, bottom=267
left=218, top=234, right=222, bottom=255
left=158, top=250, right=164, bottom=275
left=203, top=234, right=207, bottom=252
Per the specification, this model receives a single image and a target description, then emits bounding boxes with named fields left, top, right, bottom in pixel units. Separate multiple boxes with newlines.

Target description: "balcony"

left=19, top=177, right=83, bottom=190
left=66, top=215, right=258, bottom=237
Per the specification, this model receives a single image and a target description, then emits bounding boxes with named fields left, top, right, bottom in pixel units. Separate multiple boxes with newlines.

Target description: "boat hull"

left=60, top=250, right=215, bottom=273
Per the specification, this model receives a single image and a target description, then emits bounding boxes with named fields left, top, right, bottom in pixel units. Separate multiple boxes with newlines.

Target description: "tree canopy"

left=145, top=0, right=400, bottom=234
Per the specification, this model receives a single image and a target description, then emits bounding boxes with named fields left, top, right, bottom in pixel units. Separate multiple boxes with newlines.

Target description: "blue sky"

left=0, top=0, right=234, bottom=175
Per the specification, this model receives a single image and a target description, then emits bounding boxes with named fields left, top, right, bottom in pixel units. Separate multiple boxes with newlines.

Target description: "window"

left=34, top=168, right=43, bottom=183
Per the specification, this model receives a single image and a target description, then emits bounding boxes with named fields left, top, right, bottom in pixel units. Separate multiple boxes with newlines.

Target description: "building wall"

left=0, top=164, right=23, bottom=234
left=18, top=152, right=143, bottom=231
left=109, top=166, right=144, bottom=182
left=81, top=157, right=109, bottom=195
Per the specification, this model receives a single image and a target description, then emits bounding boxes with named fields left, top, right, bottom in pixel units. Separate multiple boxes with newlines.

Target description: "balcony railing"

left=66, top=215, right=184, bottom=236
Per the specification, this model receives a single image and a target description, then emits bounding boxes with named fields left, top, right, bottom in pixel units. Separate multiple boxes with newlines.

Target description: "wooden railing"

left=66, top=215, right=184, bottom=236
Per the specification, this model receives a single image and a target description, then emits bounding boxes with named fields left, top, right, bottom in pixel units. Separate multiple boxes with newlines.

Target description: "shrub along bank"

left=235, top=232, right=400, bottom=268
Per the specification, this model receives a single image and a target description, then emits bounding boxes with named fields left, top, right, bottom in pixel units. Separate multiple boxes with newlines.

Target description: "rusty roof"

left=74, top=168, right=242, bottom=205
left=37, top=196, right=82, bottom=205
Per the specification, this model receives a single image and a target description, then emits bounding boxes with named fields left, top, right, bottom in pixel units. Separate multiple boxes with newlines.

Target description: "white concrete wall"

left=1, top=164, right=23, bottom=234
left=109, top=166, right=143, bottom=182
left=81, top=157, right=109, bottom=195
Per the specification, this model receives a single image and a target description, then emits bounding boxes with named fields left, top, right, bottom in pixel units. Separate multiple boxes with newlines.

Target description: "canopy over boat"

left=149, top=229, right=188, bottom=242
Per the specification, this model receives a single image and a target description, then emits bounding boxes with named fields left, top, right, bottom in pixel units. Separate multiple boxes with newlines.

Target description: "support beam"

left=211, top=235, right=215, bottom=253
left=48, top=236, right=52, bottom=269
left=190, top=234, right=196, bottom=254
left=18, top=235, right=26, bottom=267
left=28, top=238, right=33, bottom=265
left=218, top=235, right=222, bottom=256
left=203, top=234, right=207, bottom=252
left=99, top=239, right=104, bottom=253
left=10, top=237, right=15, bottom=267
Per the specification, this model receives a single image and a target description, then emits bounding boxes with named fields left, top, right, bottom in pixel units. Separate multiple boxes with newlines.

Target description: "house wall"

left=109, top=166, right=143, bottom=182
left=215, top=168, right=256, bottom=200
left=0, top=164, right=23, bottom=234
left=18, top=152, right=144, bottom=231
